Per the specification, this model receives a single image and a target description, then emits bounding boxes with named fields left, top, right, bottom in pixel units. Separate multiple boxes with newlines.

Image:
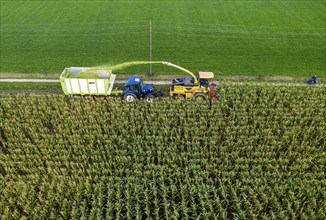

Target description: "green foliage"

left=0, top=82, right=62, bottom=94
left=0, top=1, right=325, bottom=76
left=0, top=83, right=325, bottom=219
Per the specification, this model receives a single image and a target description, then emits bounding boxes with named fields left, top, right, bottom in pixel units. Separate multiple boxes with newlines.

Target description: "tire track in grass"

left=17, top=1, right=47, bottom=25
left=1, top=25, right=150, bottom=34
left=36, top=2, right=67, bottom=42
left=155, top=32, right=323, bottom=42
left=1, top=1, right=29, bottom=23
left=0, top=31, right=147, bottom=38
left=2, top=25, right=324, bottom=39
left=278, top=0, right=325, bottom=44
left=281, top=1, right=319, bottom=31
left=155, top=26, right=325, bottom=37
left=156, top=20, right=326, bottom=30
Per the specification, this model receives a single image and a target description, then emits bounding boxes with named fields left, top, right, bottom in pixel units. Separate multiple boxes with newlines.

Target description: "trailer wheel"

left=144, top=94, right=154, bottom=102
left=123, top=93, right=137, bottom=103
left=175, top=95, right=185, bottom=102
left=68, top=95, right=80, bottom=103
left=84, top=96, right=93, bottom=102
left=194, top=93, right=207, bottom=101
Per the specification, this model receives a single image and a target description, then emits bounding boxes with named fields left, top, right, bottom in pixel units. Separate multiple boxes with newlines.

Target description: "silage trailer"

left=60, top=67, right=120, bottom=96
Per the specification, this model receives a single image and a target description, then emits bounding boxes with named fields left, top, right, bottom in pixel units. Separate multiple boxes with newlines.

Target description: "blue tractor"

left=122, top=76, right=164, bottom=102
left=307, top=75, right=318, bottom=85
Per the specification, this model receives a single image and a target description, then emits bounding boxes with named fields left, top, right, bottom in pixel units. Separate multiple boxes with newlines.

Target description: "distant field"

left=1, top=0, right=325, bottom=77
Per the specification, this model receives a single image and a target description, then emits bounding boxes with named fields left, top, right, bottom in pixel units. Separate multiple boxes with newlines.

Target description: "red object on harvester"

left=209, top=82, right=218, bottom=98
left=209, top=81, right=221, bottom=102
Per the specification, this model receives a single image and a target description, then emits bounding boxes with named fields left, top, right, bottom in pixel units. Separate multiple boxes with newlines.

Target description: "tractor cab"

left=307, top=75, right=318, bottom=85
left=123, top=76, right=163, bottom=102
left=123, top=76, right=144, bottom=96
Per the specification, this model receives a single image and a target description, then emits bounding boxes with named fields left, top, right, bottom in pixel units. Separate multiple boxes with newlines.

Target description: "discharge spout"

left=90, top=60, right=198, bottom=84
left=161, top=61, right=198, bottom=84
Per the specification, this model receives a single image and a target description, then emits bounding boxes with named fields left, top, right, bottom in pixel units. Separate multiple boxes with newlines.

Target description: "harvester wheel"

left=194, top=93, right=207, bottom=101
left=175, top=95, right=185, bottom=102
left=123, top=93, right=137, bottom=103
left=144, top=94, right=154, bottom=102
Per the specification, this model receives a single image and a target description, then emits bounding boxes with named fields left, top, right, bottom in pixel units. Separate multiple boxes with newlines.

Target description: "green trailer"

left=60, top=67, right=122, bottom=96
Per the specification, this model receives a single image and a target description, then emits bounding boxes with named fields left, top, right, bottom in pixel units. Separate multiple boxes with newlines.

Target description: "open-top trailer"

left=60, top=67, right=120, bottom=96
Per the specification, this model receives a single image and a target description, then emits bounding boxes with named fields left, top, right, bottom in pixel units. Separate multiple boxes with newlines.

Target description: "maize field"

left=0, top=83, right=325, bottom=219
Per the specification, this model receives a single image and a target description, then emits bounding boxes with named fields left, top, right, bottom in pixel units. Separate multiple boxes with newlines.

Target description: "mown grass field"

left=1, top=0, right=325, bottom=77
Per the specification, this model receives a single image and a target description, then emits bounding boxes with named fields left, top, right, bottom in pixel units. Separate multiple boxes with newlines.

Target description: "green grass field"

left=1, top=0, right=325, bottom=77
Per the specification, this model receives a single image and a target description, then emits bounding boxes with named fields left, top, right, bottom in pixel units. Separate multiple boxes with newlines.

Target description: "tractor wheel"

left=123, top=93, right=137, bottom=103
left=194, top=93, right=207, bottom=101
left=144, top=94, right=154, bottom=102
left=175, top=95, right=185, bottom=102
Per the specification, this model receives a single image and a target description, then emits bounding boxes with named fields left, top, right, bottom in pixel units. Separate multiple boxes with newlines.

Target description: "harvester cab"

left=123, top=76, right=163, bottom=102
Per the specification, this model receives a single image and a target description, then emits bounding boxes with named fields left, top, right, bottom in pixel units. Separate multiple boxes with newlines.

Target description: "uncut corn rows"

left=0, top=83, right=325, bottom=219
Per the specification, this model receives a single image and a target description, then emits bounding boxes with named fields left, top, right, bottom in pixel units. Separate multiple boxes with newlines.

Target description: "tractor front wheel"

left=194, top=93, right=207, bottom=101
left=144, top=94, right=154, bottom=102
left=123, top=93, right=137, bottom=103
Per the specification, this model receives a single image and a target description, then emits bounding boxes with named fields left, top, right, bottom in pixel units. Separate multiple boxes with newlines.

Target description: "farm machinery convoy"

left=60, top=61, right=221, bottom=102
